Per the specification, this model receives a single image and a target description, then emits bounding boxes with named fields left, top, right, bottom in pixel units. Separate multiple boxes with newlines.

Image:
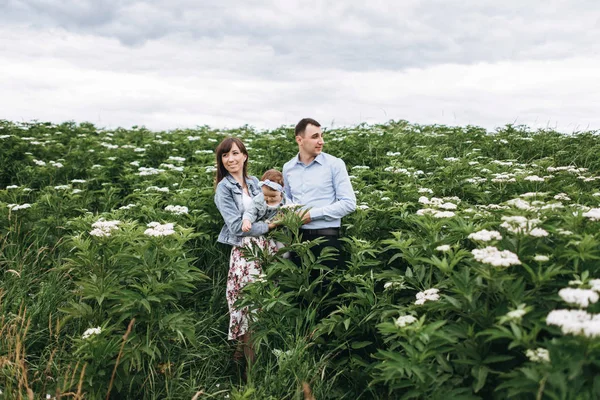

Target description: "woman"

left=213, top=137, right=278, bottom=367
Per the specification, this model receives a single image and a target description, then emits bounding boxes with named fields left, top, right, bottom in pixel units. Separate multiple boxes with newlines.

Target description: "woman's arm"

left=215, top=184, right=269, bottom=237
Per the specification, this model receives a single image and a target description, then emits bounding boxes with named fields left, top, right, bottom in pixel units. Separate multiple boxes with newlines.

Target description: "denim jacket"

left=214, top=174, right=269, bottom=246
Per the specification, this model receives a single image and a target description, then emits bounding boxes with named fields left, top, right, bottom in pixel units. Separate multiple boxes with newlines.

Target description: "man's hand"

left=297, top=210, right=311, bottom=224
left=242, top=219, right=252, bottom=232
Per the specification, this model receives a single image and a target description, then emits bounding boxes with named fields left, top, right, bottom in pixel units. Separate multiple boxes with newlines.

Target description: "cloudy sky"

left=1, top=0, right=599, bottom=132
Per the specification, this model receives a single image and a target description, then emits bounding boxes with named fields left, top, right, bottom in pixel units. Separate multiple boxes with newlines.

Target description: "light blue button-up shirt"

left=282, top=152, right=356, bottom=229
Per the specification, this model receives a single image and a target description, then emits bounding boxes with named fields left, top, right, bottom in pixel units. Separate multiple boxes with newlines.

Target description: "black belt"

left=300, top=228, right=340, bottom=237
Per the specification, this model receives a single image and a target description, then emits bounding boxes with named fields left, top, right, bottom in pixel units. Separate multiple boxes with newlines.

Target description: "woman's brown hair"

left=215, top=137, right=249, bottom=185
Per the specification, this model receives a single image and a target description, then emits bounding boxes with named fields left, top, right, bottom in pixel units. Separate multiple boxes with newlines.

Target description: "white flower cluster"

left=417, top=196, right=460, bottom=218
left=505, top=198, right=532, bottom=210
left=546, top=309, right=600, bottom=338
left=139, top=167, right=166, bottom=176
left=71, top=179, right=87, bottom=183
left=146, top=186, right=170, bottom=193
left=554, top=193, right=571, bottom=201
left=582, top=208, right=600, bottom=221
left=418, top=188, right=433, bottom=194
left=119, top=203, right=137, bottom=210
left=33, top=159, right=46, bottom=166
left=195, top=149, right=213, bottom=154
left=491, top=173, right=516, bottom=183
left=471, top=246, right=521, bottom=267
left=465, top=177, right=487, bottom=184
left=54, top=185, right=70, bottom=190
left=6, top=185, right=19, bottom=189
left=82, top=326, right=102, bottom=339
left=500, top=216, right=548, bottom=237
left=558, top=288, right=599, bottom=308
left=394, top=315, right=417, bottom=328
left=168, top=156, right=186, bottom=162
left=352, top=165, right=370, bottom=170
left=89, top=219, right=121, bottom=237
left=415, top=288, right=440, bottom=305
left=144, top=222, right=176, bottom=237
left=504, top=308, right=527, bottom=322
left=525, top=348, right=550, bottom=363
left=384, top=281, right=403, bottom=290
left=468, top=229, right=502, bottom=242
left=443, top=157, right=460, bottom=162
left=160, top=163, right=184, bottom=172
left=165, top=205, right=189, bottom=215
left=7, top=203, right=31, bottom=211
left=524, top=175, right=545, bottom=182
left=435, top=245, right=451, bottom=252
left=205, top=166, right=217, bottom=173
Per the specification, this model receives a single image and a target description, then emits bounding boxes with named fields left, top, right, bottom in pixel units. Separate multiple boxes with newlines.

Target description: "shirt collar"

left=295, top=152, right=325, bottom=166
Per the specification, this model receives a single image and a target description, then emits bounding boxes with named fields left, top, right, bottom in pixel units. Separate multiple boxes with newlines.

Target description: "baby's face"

left=262, top=186, right=282, bottom=206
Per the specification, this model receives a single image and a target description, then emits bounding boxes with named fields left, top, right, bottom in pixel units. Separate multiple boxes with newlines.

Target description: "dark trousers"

left=289, top=228, right=344, bottom=316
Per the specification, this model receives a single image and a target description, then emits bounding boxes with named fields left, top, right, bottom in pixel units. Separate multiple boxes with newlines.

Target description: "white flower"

left=146, top=186, right=170, bottom=193
left=418, top=196, right=430, bottom=204
left=468, top=229, right=502, bottom=242
left=556, top=228, right=573, bottom=236
left=438, top=202, right=457, bottom=210
left=82, top=326, right=102, bottom=339
left=6, top=185, right=19, bottom=189
left=415, top=288, right=440, bottom=305
left=505, top=198, right=532, bottom=210
left=589, top=279, right=600, bottom=292
left=7, top=203, right=31, bottom=211
left=394, top=315, right=417, bottom=328
left=205, top=166, right=217, bottom=173
left=505, top=308, right=527, bottom=321
left=582, top=208, right=600, bottom=221
left=526, top=348, right=550, bottom=363
left=33, top=159, right=47, bottom=166
left=164, top=205, right=189, bottom=215
left=195, top=149, right=213, bottom=154
left=357, top=204, right=369, bottom=210
left=54, top=185, right=70, bottom=190
left=90, top=219, right=121, bottom=237
left=554, top=193, right=571, bottom=201
left=71, top=179, right=87, bottom=183
left=471, top=246, right=521, bottom=267
left=534, top=255, right=550, bottom=262
left=130, top=161, right=140, bottom=167
left=529, top=228, right=549, bottom=237
left=384, top=281, right=403, bottom=290
left=524, top=175, right=545, bottom=182
left=144, top=222, right=176, bottom=237
left=139, top=167, right=165, bottom=176
left=433, top=211, right=455, bottom=218
left=558, top=288, right=599, bottom=308
left=546, top=309, right=600, bottom=337
left=418, top=188, right=433, bottom=194
left=436, top=245, right=451, bottom=252
left=119, top=203, right=137, bottom=210
left=168, top=156, right=186, bottom=162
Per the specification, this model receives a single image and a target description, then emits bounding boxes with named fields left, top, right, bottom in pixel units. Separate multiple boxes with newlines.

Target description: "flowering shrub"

left=2, top=120, right=600, bottom=398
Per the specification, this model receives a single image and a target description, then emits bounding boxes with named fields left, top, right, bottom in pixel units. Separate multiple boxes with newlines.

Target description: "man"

left=282, top=118, right=356, bottom=265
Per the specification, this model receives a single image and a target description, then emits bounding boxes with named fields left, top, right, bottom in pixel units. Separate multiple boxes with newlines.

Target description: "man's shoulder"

left=282, top=155, right=300, bottom=172
left=320, top=152, right=346, bottom=167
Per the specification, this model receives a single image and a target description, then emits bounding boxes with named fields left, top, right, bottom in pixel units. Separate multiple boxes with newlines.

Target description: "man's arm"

left=307, top=158, right=356, bottom=221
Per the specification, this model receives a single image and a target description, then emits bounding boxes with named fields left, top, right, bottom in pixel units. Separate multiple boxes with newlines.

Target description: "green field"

left=2, top=120, right=600, bottom=399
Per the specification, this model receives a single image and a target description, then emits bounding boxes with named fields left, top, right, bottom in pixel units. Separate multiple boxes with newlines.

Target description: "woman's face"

left=221, top=143, right=247, bottom=175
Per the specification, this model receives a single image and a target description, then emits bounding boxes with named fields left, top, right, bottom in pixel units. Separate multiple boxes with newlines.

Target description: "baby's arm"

left=242, top=198, right=261, bottom=232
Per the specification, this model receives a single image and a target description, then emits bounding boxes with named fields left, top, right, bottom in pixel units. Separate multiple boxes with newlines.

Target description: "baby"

left=242, top=169, right=289, bottom=232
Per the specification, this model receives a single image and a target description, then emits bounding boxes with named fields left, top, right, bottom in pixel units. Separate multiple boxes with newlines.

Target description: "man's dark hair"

left=295, top=118, right=321, bottom=136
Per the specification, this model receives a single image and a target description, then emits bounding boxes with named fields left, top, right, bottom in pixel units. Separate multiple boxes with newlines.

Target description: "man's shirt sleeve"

left=308, top=158, right=356, bottom=221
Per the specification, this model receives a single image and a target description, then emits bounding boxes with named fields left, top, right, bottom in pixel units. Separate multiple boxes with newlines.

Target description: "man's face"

left=296, top=124, right=324, bottom=158
left=262, top=186, right=282, bottom=206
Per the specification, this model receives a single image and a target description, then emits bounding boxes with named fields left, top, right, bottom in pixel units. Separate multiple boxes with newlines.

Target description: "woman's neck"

left=230, top=171, right=245, bottom=186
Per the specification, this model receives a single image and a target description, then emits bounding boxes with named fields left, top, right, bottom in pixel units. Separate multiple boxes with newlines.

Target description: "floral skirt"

left=226, top=236, right=278, bottom=340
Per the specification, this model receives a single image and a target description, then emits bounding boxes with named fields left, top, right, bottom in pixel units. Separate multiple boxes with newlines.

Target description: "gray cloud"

left=3, top=0, right=600, bottom=73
